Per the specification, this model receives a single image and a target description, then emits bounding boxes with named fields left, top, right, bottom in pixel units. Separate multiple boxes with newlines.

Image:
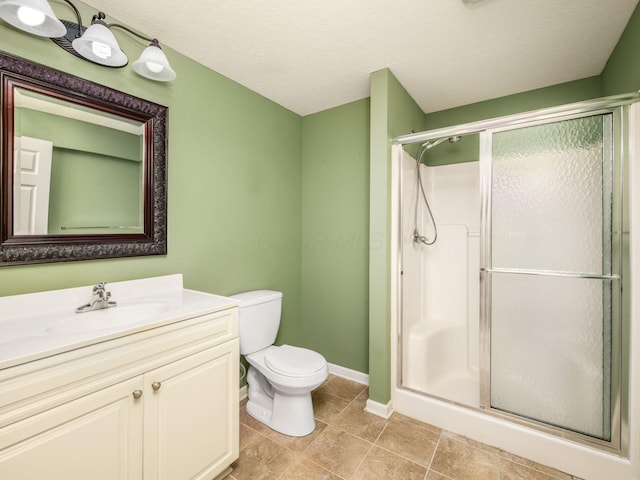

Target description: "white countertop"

left=0, top=274, right=237, bottom=370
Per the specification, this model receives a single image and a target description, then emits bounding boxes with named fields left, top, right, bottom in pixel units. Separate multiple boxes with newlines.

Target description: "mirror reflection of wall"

left=13, top=88, right=144, bottom=235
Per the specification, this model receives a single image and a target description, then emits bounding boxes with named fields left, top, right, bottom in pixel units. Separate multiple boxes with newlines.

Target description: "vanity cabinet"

left=0, top=376, right=144, bottom=479
left=0, top=306, right=239, bottom=480
left=144, top=341, right=238, bottom=480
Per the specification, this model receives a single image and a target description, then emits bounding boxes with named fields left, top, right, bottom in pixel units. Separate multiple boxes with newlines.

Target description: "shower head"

left=420, top=136, right=462, bottom=150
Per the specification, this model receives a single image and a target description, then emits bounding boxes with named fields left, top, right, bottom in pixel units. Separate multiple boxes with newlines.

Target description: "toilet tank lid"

left=230, top=290, right=282, bottom=307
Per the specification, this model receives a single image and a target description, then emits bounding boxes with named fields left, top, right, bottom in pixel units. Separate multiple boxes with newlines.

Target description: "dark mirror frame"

left=0, top=51, right=167, bottom=266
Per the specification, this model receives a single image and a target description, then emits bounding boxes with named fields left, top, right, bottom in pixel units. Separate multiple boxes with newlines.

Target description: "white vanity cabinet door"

left=143, top=339, right=239, bottom=480
left=0, top=376, right=144, bottom=480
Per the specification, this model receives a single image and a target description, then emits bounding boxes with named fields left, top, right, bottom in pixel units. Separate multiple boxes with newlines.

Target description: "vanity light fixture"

left=0, top=0, right=176, bottom=81
left=70, top=11, right=127, bottom=67
left=0, top=0, right=65, bottom=37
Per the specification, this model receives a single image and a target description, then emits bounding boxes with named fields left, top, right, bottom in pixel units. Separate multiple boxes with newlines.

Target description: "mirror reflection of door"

left=13, top=87, right=145, bottom=235
left=13, top=136, right=53, bottom=235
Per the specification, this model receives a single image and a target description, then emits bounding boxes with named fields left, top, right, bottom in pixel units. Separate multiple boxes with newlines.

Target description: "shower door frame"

left=479, top=106, right=626, bottom=455
left=393, top=92, right=637, bottom=456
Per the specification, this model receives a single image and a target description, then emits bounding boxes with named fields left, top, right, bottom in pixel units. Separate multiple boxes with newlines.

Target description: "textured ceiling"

left=80, top=0, right=639, bottom=116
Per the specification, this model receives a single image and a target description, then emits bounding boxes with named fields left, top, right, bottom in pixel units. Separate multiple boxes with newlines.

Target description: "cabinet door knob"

left=132, top=390, right=143, bottom=400
left=151, top=381, right=162, bottom=391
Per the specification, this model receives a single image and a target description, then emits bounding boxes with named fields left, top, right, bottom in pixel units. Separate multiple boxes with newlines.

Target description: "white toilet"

left=231, top=290, right=328, bottom=437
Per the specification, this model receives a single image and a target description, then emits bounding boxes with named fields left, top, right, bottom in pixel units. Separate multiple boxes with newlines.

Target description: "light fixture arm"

left=108, top=22, right=155, bottom=45
left=59, top=0, right=83, bottom=36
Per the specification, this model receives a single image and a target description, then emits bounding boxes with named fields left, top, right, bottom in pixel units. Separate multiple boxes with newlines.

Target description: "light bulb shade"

left=72, top=22, right=128, bottom=67
left=0, top=0, right=66, bottom=37
left=133, top=44, right=176, bottom=81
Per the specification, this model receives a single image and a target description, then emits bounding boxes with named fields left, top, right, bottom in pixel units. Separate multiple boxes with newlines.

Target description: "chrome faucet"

left=75, top=282, right=117, bottom=313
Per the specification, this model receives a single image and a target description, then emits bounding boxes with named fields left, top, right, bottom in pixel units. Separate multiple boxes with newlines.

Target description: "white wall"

left=400, top=149, right=480, bottom=406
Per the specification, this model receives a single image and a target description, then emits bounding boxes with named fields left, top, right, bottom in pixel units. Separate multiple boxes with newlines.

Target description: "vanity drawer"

left=0, top=307, right=238, bottom=428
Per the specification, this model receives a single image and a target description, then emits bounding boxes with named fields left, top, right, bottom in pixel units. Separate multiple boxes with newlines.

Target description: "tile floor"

left=229, top=375, right=585, bottom=480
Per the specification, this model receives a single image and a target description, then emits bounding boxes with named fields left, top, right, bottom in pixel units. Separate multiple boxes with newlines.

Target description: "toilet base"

left=246, top=367, right=317, bottom=437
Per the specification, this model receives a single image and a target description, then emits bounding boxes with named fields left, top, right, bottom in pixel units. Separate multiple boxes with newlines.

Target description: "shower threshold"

left=404, top=369, right=479, bottom=407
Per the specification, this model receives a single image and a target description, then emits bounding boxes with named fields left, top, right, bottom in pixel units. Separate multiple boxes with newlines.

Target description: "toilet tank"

left=230, top=290, right=283, bottom=355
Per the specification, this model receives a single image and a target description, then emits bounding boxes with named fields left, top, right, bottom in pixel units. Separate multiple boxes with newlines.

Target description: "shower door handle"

left=481, top=267, right=619, bottom=281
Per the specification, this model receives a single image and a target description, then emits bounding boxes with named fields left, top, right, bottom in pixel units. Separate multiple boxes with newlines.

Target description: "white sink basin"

left=46, top=303, right=172, bottom=334
left=0, top=274, right=239, bottom=369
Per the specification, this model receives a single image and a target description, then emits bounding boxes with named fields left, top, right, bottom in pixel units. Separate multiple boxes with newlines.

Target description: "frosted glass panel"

left=490, top=273, right=612, bottom=440
left=492, top=115, right=613, bottom=274
left=488, top=113, right=617, bottom=442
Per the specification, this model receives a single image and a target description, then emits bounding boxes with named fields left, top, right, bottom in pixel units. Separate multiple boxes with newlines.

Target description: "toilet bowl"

left=231, top=290, right=328, bottom=437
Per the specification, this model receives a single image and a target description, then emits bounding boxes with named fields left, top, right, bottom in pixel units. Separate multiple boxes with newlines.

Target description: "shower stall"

left=391, top=94, right=639, bottom=480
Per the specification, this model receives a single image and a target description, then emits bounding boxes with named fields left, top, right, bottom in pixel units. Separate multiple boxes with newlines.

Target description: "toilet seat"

left=264, top=345, right=326, bottom=377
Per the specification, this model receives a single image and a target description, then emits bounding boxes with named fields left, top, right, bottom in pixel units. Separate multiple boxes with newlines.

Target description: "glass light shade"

left=132, top=43, right=176, bottom=81
left=17, top=6, right=44, bottom=26
left=0, top=0, right=66, bottom=37
left=72, top=22, right=128, bottom=67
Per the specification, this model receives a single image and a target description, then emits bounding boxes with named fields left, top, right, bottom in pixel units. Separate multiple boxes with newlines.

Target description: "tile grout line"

left=267, top=420, right=349, bottom=479
left=316, top=390, right=358, bottom=425
left=317, top=386, right=439, bottom=478
left=500, top=453, right=572, bottom=480
left=423, top=429, right=444, bottom=480
left=317, top=375, right=367, bottom=405
left=316, top=386, right=368, bottom=434
left=499, top=456, right=571, bottom=480
left=258, top=431, right=299, bottom=480
left=331, top=408, right=433, bottom=475
left=372, top=419, right=389, bottom=444
left=314, top=393, right=376, bottom=480
left=345, top=439, right=376, bottom=480
left=370, top=442, right=431, bottom=472
left=438, top=432, right=507, bottom=480
left=238, top=422, right=263, bottom=452
left=305, top=399, right=365, bottom=480
left=299, top=424, right=375, bottom=480
left=314, top=385, right=378, bottom=479
left=298, top=454, right=350, bottom=480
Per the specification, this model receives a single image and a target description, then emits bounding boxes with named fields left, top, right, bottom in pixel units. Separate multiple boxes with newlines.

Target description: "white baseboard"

left=327, top=363, right=393, bottom=418
left=327, top=362, right=369, bottom=385
left=239, top=385, right=248, bottom=401
left=365, top=398, right=394, bottom=419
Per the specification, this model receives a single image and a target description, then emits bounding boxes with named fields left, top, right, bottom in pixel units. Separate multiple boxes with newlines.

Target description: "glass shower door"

left=480, top=113, right=621, bottom=445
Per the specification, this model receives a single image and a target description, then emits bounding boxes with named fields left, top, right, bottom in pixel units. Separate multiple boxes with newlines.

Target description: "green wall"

left=368, top=69, right=424, bottom=403
left=0, top=0, right=303, bottom=346
left=18, top=108, right=142, bottom=161
left=602, top=1, right=640, bottom=95
left=422, top=76, right=603, bottom=166
left=47, top=149, right=141, bottom=233
left=299, top=99, right=370, bottom=372
left=424, top=76, right=603, bottom=130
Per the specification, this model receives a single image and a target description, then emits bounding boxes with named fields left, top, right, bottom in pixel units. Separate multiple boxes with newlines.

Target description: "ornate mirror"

left=0, top=51, right=167, bottom=266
